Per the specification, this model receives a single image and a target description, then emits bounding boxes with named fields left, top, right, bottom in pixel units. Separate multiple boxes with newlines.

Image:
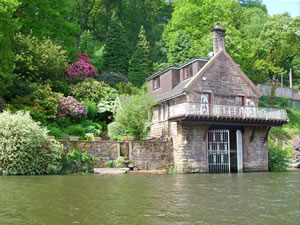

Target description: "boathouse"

left=146, top=23, right=288, bottom=173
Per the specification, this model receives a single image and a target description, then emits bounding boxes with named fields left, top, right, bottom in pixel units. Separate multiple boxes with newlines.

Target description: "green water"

left=0, top=172, right=299, bottom=225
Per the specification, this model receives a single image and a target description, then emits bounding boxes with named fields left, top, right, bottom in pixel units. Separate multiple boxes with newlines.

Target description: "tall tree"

left=168, top=31, right=192, bottom=66
left=14, top=0, right=80, bottom=59
left=0, top=0, right=19, bottom=95
left=128, top=26, right=153, bottom=86
left=103, top=12, right=129, bottom=75
left=252, top=13, right=300, bottom=84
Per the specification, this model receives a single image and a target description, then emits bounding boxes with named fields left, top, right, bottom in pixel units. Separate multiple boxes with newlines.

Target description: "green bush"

left=65, top=124, right=85, bottom=138
left=268, top=139, right=292, bottom=172
left=31, top=84, right=63, bottom=121
left=96, top=71, right=128, bottom=87
left=115, top=94, right=154, bottom=140
left=64, top=149, right=99, bottom=173
left=106, top=157, right=126, bottom=168
left=107, top=122, right=127, bottom=141
left=70, top=78, right=114, bottom=103
left=0, top=111, right=63, bottom=175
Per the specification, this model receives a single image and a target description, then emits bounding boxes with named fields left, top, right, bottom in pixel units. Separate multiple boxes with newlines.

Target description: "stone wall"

left=243, top=127, right=269, bottom=172
left=60, top=140, right=173, bottom=170
left=172, top=123, right=209, bottom=173
left=129, top=141, right=173, bottom=170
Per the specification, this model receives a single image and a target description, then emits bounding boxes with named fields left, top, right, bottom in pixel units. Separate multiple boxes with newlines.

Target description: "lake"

left=0, top=172, right=299, bottom=225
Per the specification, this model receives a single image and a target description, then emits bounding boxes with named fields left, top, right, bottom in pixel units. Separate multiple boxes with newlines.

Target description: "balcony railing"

left=169, top=103, right=288, bottom=121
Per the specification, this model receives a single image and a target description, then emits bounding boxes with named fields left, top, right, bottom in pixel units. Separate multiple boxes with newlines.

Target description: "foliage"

left=106, top=157, right=126, bottom=168
left=15, top=0, right=80, bottom=59
left=96, top=72, right=128, bottom=87
left=168, top=31, right=192, bottom=66
left=84, top=101, right=100, bottom=121
left=70, top=78, right=113, bottom=103
left=0, top=111, right=63, bottom=175
left=167, top=168, right=178, bottom=174
left=58, top=96, right=87, bottom=119
left=115, top=94, right=154, bottom=140
left=252, top=14, right=300, bottom=84
left=0, top=0, right=19, bottom=95
left=115, top=82, right=141, bottom=96
left=103, top=12, right=130, bottom=75
left=97, top=89, right=118, bottom=114
left=85, top=133, right=94, bottom=141
left=65, top=149, right=98, bottom=173
left=0, top=97, right=6, bottom=112
left=64, top=53, right=98, bottom=79
left=31, top=84, right=62, bottom=121
left=268, top=139, right=292, bottom=172
left=107, top=122, right=127, bottom=141
left=128, top=26, right=153, bottom=86
left=14, top=33, right=68, bottom=82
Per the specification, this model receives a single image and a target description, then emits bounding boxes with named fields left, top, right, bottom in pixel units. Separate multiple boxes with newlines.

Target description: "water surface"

left=0, top=172, right=299, bottom=225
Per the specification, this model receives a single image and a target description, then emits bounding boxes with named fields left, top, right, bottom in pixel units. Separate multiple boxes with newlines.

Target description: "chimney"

left=211, top=22, right=225, bottom=55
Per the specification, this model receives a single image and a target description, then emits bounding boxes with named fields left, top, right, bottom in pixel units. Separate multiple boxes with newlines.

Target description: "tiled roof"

left=152, top=78, right=192, bottom=102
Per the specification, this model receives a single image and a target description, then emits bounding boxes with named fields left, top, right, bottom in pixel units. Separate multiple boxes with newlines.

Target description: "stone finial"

left=211, top=22, right=226, bottom=55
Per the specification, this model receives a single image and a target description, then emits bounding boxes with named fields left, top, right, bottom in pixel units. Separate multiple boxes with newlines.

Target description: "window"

left=183, top=65, right=193, bottom=80
left=153, top=76, right=160, bottom=90
left=160, top=104, right=164, bottom=121
left=235, top=96, right=245, bottom=106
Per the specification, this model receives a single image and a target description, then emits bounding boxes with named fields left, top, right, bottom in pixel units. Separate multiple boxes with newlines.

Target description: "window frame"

left=153, top=76, right=160, bottom=90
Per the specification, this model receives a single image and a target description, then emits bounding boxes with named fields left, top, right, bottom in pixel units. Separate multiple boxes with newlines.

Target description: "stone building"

left=146, top=23, right=289, bottom=173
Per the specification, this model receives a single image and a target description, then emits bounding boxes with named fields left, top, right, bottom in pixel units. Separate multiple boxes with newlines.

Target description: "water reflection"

left=0, top=172, right=299, bottom=225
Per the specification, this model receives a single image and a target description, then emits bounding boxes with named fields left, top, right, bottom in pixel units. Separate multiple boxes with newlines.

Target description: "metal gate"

left=207, top=129, right=230, bottom=173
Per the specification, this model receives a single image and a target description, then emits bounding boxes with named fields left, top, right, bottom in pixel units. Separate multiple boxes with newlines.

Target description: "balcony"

left=169, top=103, right=288, bottom=125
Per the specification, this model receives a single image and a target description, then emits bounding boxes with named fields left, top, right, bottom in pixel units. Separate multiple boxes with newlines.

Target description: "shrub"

left=115, top=94, right=154, bottom=140
left=96, top=71, right=128, bottom=87
left=64, top=53, right=97, bottom=79
left=70, top=78, right=114, bottom=103
left=268, top=139, right=292, bottom=172
left=97, top=89, right=118, bottom=114
left=64, top=149, right=99, bottom=173
left=85, top=133, right=94, bottom=141
left=32, top=84, right=63, bottom=121
left=58, top=96, right=87, bottom=119
left=0, top=97, right=5, bottom=112
left=0, top=111, right=63, bottom=175
left=65, top=124, right=85, bottom=138
left=115, top=82, right=142, bottom=95
left=14, top=33, right=68, bottom=82
left=107, top=122, right=127, bottom=141
left=106, top=157, right=126, bottom=168
left=85, top=101, right=99, bottom=120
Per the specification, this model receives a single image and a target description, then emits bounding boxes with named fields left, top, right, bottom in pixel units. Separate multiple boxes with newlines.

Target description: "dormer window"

left=153, top=76, right=160, bottom=90
left=183, top=65, right=193, bottom=80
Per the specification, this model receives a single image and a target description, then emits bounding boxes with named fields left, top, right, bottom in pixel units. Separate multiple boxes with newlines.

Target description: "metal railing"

left=169, top=103, right=288, bottom=121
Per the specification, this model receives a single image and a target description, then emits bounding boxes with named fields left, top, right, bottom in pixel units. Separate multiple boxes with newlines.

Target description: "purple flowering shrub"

left=58, top=96, right=87, bottom=119
left=64, top=53, right=98, bottom=78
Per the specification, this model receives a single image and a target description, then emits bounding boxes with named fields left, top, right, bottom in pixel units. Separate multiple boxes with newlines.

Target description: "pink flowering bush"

left=64, top=53, right=98, bottom=78
left=58, top=96, right=87, bottom=119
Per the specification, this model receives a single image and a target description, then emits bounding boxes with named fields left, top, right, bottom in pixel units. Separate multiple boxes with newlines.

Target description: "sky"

left=263, top=0, right=300, bottom=17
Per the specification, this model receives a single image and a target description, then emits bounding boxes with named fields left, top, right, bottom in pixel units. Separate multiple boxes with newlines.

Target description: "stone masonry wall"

left=243, top=127, right=269, bottom=172
left=172, top=122, right=209, bottom=173
left=60, top=140, right=173, bottom=170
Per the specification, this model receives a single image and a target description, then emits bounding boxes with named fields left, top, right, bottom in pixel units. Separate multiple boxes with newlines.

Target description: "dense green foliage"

left=106, top=157, right=126, bottom=168
left=0, top=0, right=19, bottom=95
left=115, top=94, right=154, bottom=140
left=107, top=122, right=127, bottom=141
left=268, top=139, right=292, bottom=172
left=64, top=149, right=99, bottom=173
left=0, top=111, right=63, bottom=175
left=128, top=26, right=153, bottom=86
left=103, top=12, right=130, bottom=75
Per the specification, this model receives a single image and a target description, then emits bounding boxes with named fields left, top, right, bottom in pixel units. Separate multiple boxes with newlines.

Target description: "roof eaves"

left=146, top=57, right=209, bottom=81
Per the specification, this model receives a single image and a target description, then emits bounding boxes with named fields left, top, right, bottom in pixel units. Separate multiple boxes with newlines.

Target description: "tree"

left=163, top=0, right=243, bottom=60
left=168, top=31, right=192, bottom=66
left=115, top=94, right=154, bottom=140
left=0, top=0, right=19, bottom=96
left=252, top=13, right=300, bottom=84
left=14, top=33, right=68, bottom=82
left=14, top=0, right=80, bottom=59
left=103, top=12, right=130, bottom=75
left=128, top=26, right=153, bottom=86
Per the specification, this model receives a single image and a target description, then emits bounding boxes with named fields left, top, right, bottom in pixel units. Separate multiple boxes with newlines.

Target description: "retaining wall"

left=60, top=140, right=173, bottom=170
